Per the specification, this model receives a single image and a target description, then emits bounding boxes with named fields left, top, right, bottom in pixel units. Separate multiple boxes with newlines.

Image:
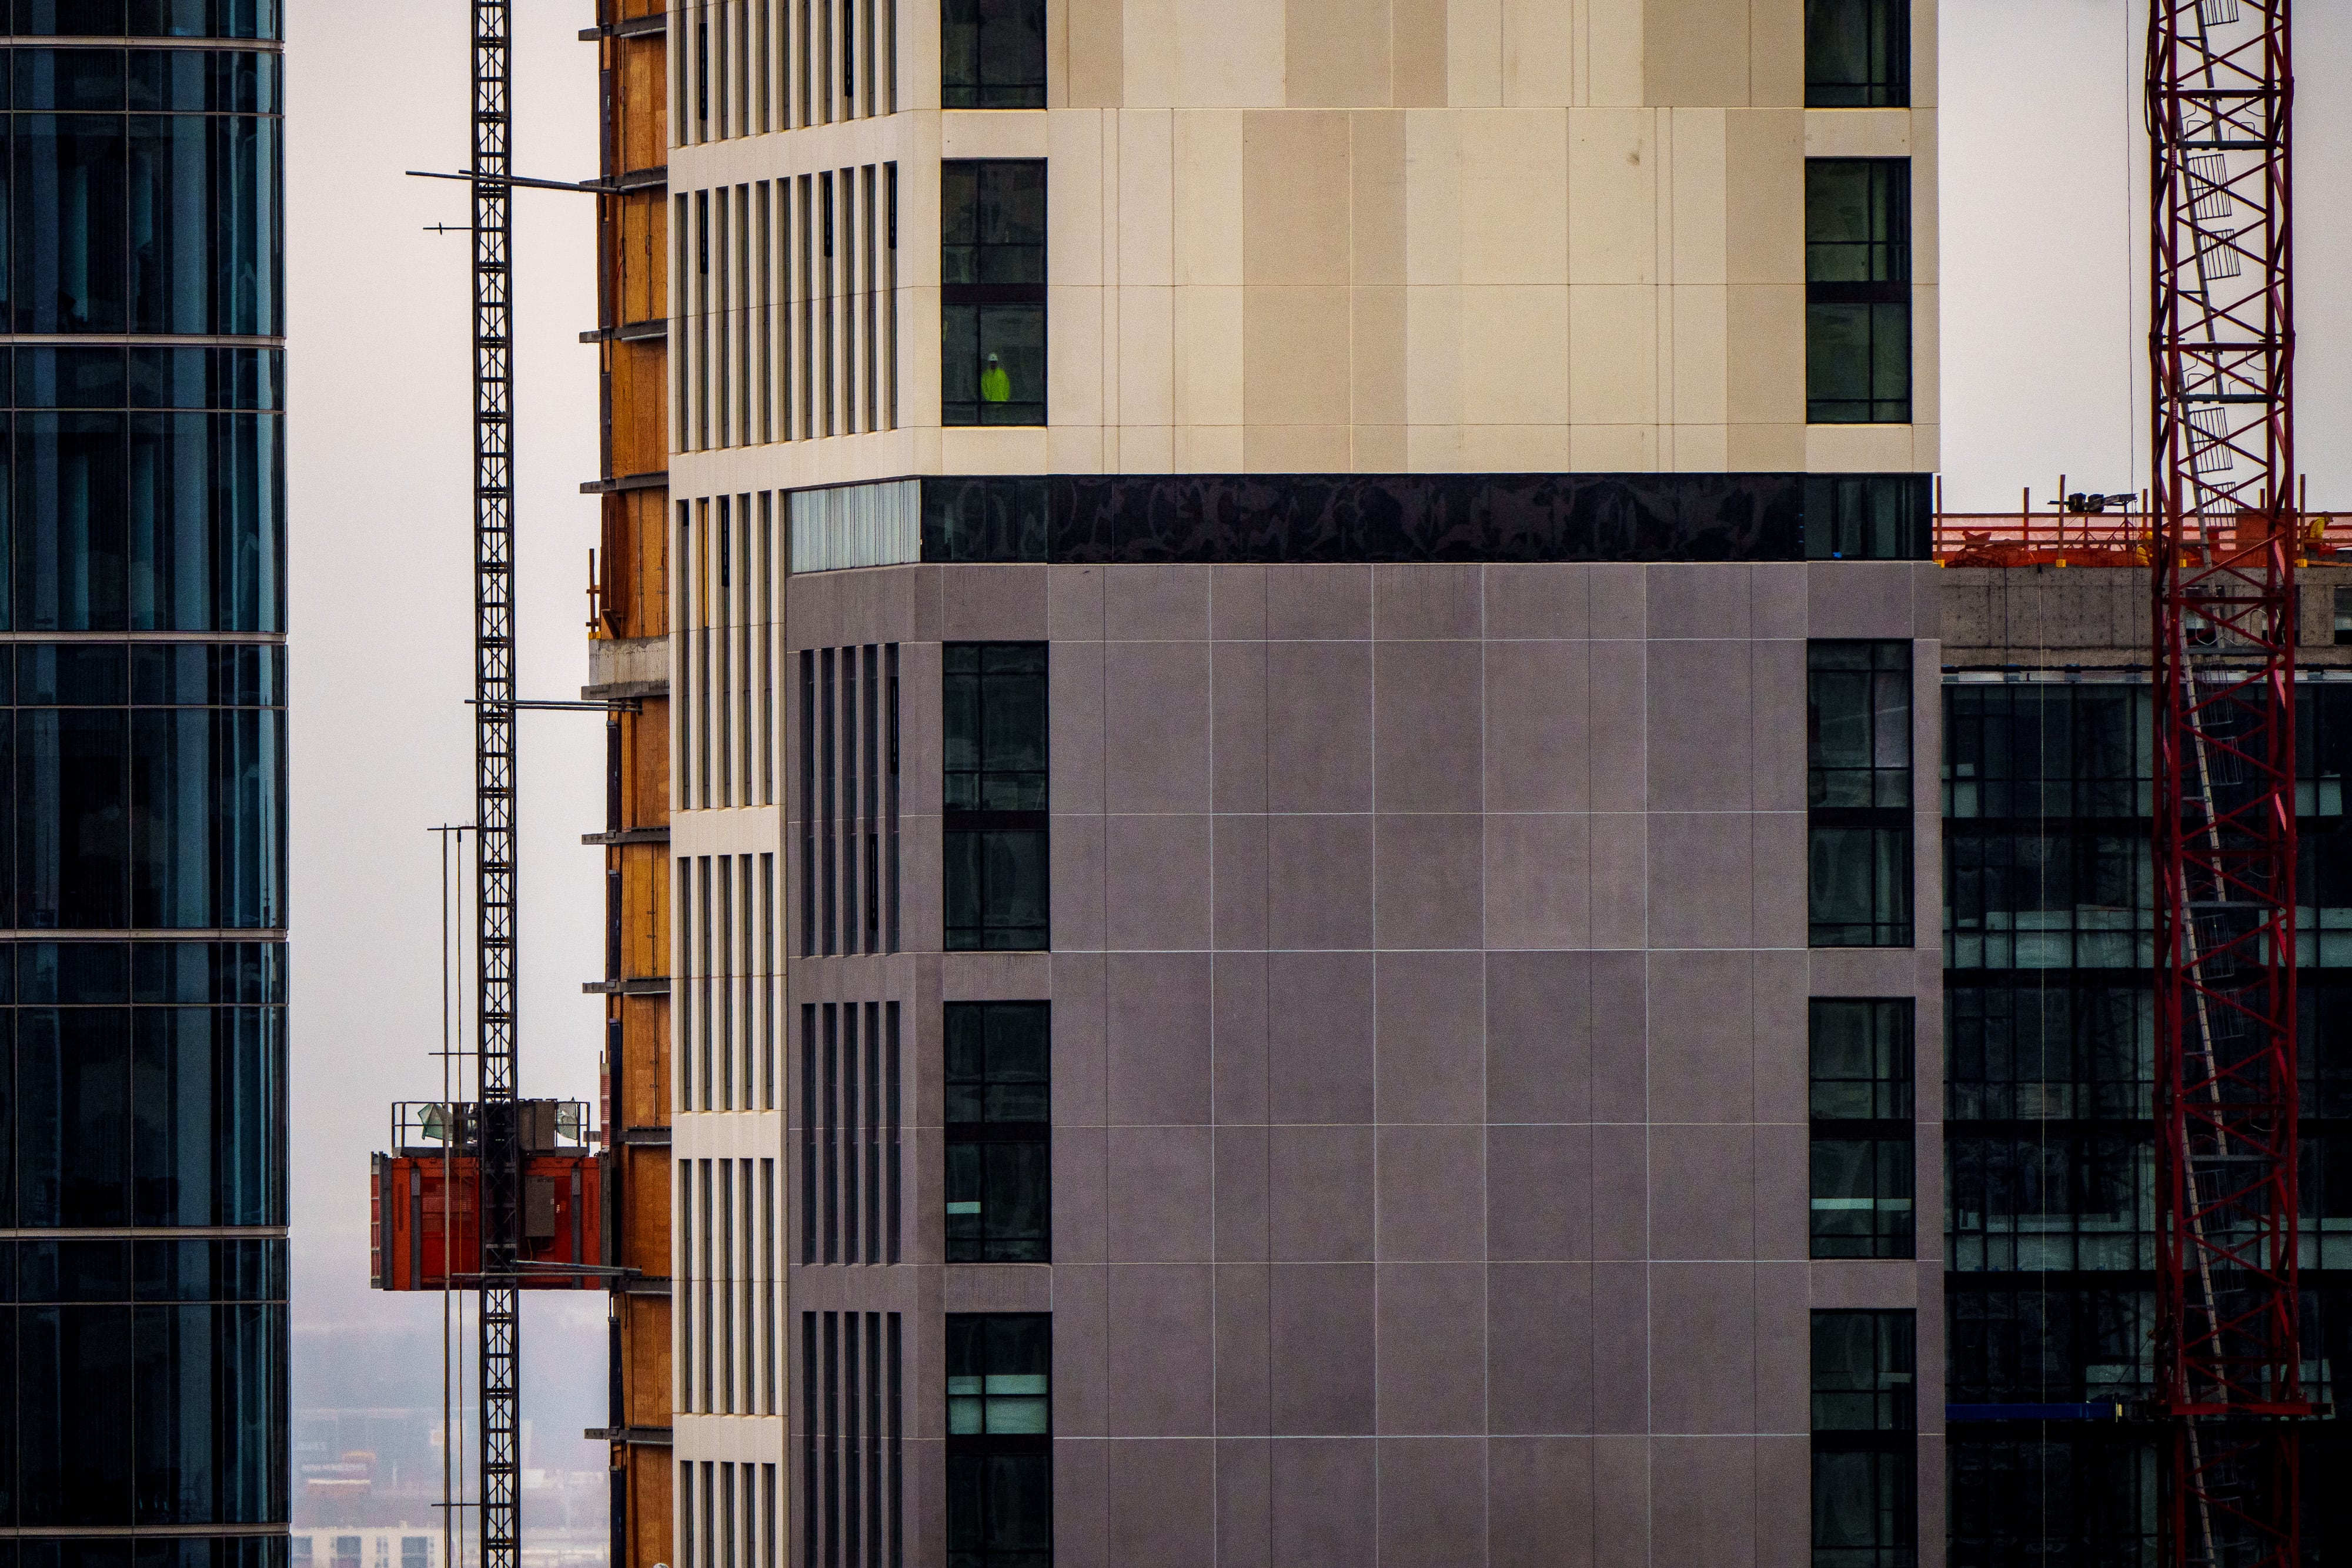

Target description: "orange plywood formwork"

left=587, top=5, right=671, bottom=1568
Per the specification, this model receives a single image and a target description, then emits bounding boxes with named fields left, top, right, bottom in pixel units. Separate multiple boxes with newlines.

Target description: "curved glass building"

left=0, top=2, right=286, bottom=1564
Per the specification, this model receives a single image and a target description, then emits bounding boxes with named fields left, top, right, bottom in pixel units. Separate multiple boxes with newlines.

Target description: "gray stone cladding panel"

left=787, top=559, right=1945, bottom=1568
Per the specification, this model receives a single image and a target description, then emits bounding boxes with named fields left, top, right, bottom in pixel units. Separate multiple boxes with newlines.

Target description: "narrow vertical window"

left=946, top=1315, right=1052, bottom=1568
left=801, top=1315, right=820, bottom=1568
left=677, top=503, right=695, bottom=810
left=759, top=0, right=774, bottom=129
left=887, top=1313, right=903, bottom=1565
left=721, top=1466, right=737, bottom=1568
left=844, top=1312, right=863, bottom=1564
left=736, top=497, right=750, bottom=807
left=718, top=852, right=735, bottom=1109
left=742, top=854, right=757, bottom=1108
left=1811, top=1310, right=1918, bottom=1568
left=741, top=1159, right=757, bottom=1414
left=700, top=1160, right=717, bottom=1412
left=716, top=184, right=734, bottom=447
left=1806, top=159, right=1912, bottom=424
left=759, top=185, right=776, bottom=443
left=941, top=160, right=1047, bottom=427
left=865, top=1311, right=883, bottom=1566
left=821, top=647, right=838, bottom=954
left=885, top=164, right=900, bottom=429
left=820, top=0, right=835, bottom=122
left=739, top=188, right=755, bottom=449
left=698, top=15, right=712, bottom=137
left=861, top=0, right=877, bottom=112
left=823, top=1313, right=840, bottom=1560
left=865, top=999, right=883, bottom=1263
left=824, top=1004, right=841, bottom=1263
left=716, top=499, right=733, bottom=806
left=696, top=191, right=713, bottom=447
left=886, top=1000, right=903, bottom=1262
left=943, top=643, right=1049, bottom=950
left=800, top=0, right=818, bottom=128
left=822, top=172, right=837, bottom=436
left=679, top=857, right=697, bottom=1109
left=842, top=643, right=862, bottom=950
left=840, top=169, right=860, bottom=433
left=843, top=1002, right=863, bottom=1262
left=863, top=165, right=880, bottom=434
left=1808, top=640, right=1913, bottom=947
left=886, top=642, right=901, bottom=950
left=720, top=1157, right=736, bottom=1412
left=697, top=498, right=714, bottom=805
left=944, top=1001, right=1050, bottom=1262
left=941, top=0, right=1046, bottom=107
left=739, top=0, right=754, bottom=135
left=863, top=643, right=881, bottom=952
left=1809, top=999, right=1915, bottom=1259
left=801, top=1005, right=818, bottom=1263
left=762, top=852, right=778, bottom=1107
left=700, top=857, right=717, bottom=1109
left=679, top=1174, right=696, bottom=1410
left=714, top=0, right=731, bottom=136
left=800, top=175, right=817, bottom=438
left=800, top=649, right=817, bottom=954
left=1806, top=0, right=1909, bottom=108
left=676, top=196, right=693, bottom=445
left=786, top=177, right=804, bottom=434
left=763, top=1158, right=778, bottom=1411
left=676, top=9, right=693, bottom=143
left=764, top=1465, right=779, bottom=1568
left=761, top=494, right=777, bottom=800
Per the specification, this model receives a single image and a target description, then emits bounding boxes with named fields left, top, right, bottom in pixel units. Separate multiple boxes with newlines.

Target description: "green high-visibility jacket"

left=980, top=363, right=1011, bottom=402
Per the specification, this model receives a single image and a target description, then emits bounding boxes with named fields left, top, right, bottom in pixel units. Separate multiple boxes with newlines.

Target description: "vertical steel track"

left=2147, top=3, right=2307, bottom=1564
left=472, top=2, right=522, bottom=1566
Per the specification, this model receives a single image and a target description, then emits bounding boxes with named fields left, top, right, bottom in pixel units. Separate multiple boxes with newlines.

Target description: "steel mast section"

left=470, top=2, right=523, bottom=1566
left=2147, top=2, right=2308, bottom=1565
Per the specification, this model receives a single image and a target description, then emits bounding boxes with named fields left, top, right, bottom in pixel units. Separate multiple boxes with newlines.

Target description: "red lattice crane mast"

left=2147, top=2, right=2311, bottom=1564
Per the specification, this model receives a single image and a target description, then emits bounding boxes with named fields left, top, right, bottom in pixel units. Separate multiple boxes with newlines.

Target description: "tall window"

left=1809, top=640, right=1913, bottom=946
left=943, top=0, right=1046, bottom=108
left=1806, top=0, right=1909, bottom=107
left=946, top=1002, right=1051, bottom=1261
left=1809, top=999, right=1915, bottom=1259
left=942, top=161, right=1046, bottom=426
left=944, top=643, right=1048, bottom=950
left=1806, top=160, right=1911, bottom=424
left=1811, top=1310, right=1917, bottom=1568
left=947, top=1313, right=1051, bottom=1568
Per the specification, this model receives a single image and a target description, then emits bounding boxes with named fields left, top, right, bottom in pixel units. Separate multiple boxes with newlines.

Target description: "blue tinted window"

left=15, top=48, right=124, bottom=109
left=14, top=115, right=131, bottom=331
left=9, top=1299, right=285, bottom=1526
left=13, top=2, right=281, bottom=41
left=1, top=996, right=285, bottom=1227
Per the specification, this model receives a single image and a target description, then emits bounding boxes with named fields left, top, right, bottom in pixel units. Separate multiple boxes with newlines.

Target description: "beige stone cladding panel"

left=1007, top=0, right=1922, bottom=472
left=1121, top=0, right=1284, bottom=108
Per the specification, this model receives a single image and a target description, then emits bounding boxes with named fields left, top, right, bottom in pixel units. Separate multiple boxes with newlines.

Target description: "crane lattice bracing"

left=472, top=2, right=523, bottom=1566
left=2147, top=2, right=2307, bottom=1564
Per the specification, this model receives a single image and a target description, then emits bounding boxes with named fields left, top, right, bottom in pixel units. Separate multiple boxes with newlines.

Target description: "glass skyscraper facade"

left=1943, top=677, right=2352, bottom=1564
left=0, top=2, right=286, bottom=1562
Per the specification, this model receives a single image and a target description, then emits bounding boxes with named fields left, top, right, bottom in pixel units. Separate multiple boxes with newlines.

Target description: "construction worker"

left=980, top=351, right=1010, bottom=404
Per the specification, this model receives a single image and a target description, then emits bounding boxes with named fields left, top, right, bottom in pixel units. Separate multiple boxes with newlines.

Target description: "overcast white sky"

left=279, top=0, right=2352, bottom=1516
